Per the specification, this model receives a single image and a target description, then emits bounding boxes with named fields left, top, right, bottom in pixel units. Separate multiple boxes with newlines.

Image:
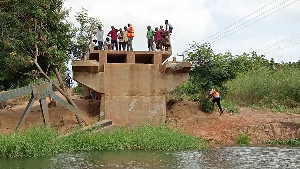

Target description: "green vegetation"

left=0, top=126, right=206, bottom=158
left=266, top=138, right=300, bottom=146
left=73, top=85, right=83, bottom=94
left=199, top=98, right=215, bottom=113
left=221, top=100, right=239, bottom=114
left=236, top=133, right=250, bottom=146
left=167, top=43, right=300, bottom=113
left=226, top=67, right=300, bottom=112
left=0, top=0, right=71, bottom=90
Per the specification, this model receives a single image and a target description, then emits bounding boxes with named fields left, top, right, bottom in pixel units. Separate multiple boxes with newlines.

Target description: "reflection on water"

left=0, top=147, right=300, bottom=169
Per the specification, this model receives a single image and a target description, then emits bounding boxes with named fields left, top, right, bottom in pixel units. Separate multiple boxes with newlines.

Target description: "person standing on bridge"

left=107, top=26, right=119, bottom=50
left=127, top=23, right=134, bottom=51
left=93, top=25, right=104, bottom=50
left=146, top=26, right=155, bottom=51
left=209, top=89, right=224, bottom=115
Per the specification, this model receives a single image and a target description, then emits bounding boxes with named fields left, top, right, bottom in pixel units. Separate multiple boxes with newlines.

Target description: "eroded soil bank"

left=167, top=101, right=300, bottom=146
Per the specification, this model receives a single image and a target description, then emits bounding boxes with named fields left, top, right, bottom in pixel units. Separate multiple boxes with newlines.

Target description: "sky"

left=63, top=0, right=300, bottom=63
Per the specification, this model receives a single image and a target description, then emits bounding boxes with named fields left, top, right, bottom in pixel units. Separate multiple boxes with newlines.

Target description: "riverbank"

left=1, top=91, right=300, bottom=147
left=167, top=100, right=300, bottom=146
left=0, top=126, right=205, bottom=158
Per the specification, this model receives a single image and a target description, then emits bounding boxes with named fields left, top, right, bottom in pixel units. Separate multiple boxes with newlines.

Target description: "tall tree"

left=69, top=8, right=102, bottom=60
left=187, top=43, right=236, bottom=92
left=0, top=0, right=72, bottom=90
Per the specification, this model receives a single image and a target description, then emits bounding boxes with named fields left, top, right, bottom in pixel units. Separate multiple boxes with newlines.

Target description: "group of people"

left=92, top=20, right=173, bottom=52
left=93, top=23, right=134, bottom=51
left=146, top=20, right=173, bottom=51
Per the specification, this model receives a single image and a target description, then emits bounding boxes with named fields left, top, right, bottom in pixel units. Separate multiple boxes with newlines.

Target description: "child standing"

left=117, top=28, right=124, bottom=51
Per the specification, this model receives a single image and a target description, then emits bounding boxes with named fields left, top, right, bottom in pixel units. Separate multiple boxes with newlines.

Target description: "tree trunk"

left=54, top=68, right=82, bottom=124
left=34, top=43, right=85, bottom=125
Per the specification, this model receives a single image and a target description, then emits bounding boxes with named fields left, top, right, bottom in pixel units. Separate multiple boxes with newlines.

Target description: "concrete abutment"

left=72, top=49, right=190, bottom=126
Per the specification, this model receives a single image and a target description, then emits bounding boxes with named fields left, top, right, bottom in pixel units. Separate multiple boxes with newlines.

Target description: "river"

left=0, top=147, right=299, bottom=169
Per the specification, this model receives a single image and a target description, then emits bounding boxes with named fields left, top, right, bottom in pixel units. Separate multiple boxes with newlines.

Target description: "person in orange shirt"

left=209, top=89, right=224, bottom=115
left=127, top=23, right=134, bottom=51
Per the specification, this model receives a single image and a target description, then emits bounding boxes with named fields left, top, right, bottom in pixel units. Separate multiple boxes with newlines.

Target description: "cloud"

left=63, top=0, right=300, bottom=62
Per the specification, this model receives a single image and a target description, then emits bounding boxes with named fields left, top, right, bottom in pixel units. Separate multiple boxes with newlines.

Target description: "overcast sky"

left=63, top=0, right=300, bottom=63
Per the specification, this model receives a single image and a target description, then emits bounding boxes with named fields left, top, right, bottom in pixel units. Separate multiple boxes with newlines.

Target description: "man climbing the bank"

left=209, top=89, right=224, bottom=115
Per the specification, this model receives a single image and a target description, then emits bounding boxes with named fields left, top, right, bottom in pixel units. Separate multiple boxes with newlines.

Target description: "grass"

left=226, top=67, right=300, bottom=112
left=222, top=100, right=239, bottom=114
left=236, top=133, right=250, bottom=146
left=72, top=85, right=83, bottom=94
left=265, top=138, right=300, bottom=146
left=0, top=126, right=206, bottom=158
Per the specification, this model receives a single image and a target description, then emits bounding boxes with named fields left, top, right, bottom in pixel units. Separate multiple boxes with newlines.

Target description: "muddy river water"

left=0, top=147, right=299, bottom=169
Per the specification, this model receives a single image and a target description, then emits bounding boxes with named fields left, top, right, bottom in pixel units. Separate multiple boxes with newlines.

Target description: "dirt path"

left=1, top=93, right=300, bottom=146
left=167, top=101, right=300, bottom=146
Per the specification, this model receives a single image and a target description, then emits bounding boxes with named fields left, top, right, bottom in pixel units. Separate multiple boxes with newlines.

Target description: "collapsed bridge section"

left=72, top=49, right=191, bottom=126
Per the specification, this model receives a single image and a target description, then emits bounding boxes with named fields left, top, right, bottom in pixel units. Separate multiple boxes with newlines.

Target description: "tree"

left=0, top=0, right=92, bottom=124
left=68, top=8, right=102, bottom=60
left=0, top=0, right=71, bottom=90
left=187, top=43, right=236, bottom=92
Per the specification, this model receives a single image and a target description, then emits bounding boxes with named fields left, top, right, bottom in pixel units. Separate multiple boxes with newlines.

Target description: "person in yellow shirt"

left=209, top=89, right=224, bottom=115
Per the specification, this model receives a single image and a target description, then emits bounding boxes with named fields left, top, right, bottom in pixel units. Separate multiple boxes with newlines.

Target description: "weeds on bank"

left=73, top=85, right=83, bottom=94
left=236, top=133, right=250, bottom=146
left=226, top=67, right=300, bottom=112
left=265, top=138, right=300, bottom=146
left=222, top=100, right=239, bottom=114
left=0, top=126, right=206, bottom=158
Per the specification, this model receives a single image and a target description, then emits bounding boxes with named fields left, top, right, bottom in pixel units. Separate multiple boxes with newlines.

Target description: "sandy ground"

left=1, top=92, right=300, bottom=146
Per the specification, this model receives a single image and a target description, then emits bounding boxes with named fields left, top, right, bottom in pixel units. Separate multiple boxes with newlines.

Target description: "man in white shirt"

left=165, top=20, right=173, bottom=33
left=93, top=25, right=104, bottom=50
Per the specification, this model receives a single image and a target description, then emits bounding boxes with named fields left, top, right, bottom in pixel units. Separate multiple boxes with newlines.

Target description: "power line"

left=201, top=0, right=279, bottom=43
left=261, top=38, right=300, bottom=54
left=178, top=0, right=299, bottom=57
left=257, top=33, right=300, bottom=53
left=207, top=0, right=292, bottom=43
left=208, top=0, right=299, bottom=44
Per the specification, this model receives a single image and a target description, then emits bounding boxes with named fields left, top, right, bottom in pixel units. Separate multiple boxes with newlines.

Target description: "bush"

left=236, top=133, right=250, bottom=146
left=226, top=67, right=300, bottom=111
left=73, top=85, right=83, bottom=94
left=199, top=98, right=214, bottom=113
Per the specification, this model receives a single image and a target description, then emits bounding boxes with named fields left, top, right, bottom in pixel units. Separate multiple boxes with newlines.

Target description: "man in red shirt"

left=107, top=26, right=119, bottom=50
left=154, top=27, right=163, bottom=51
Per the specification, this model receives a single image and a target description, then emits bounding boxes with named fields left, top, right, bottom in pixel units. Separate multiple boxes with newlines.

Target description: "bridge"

left=72, top=47, right=191, bottom=126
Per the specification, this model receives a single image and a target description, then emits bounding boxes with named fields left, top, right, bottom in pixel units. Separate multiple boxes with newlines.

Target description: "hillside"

left=167, top=101, right=300, bottom=146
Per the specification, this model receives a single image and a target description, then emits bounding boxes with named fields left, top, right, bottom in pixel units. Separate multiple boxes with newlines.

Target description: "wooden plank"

left=15, top=95, right=35, bottom=131
left=50, top=93, right=92, bottom=125
left=40, top=98, right=51, bottom=128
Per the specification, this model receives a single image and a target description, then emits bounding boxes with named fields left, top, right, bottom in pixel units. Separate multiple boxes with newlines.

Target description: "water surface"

left=1, top=147, right=299, bottom=169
